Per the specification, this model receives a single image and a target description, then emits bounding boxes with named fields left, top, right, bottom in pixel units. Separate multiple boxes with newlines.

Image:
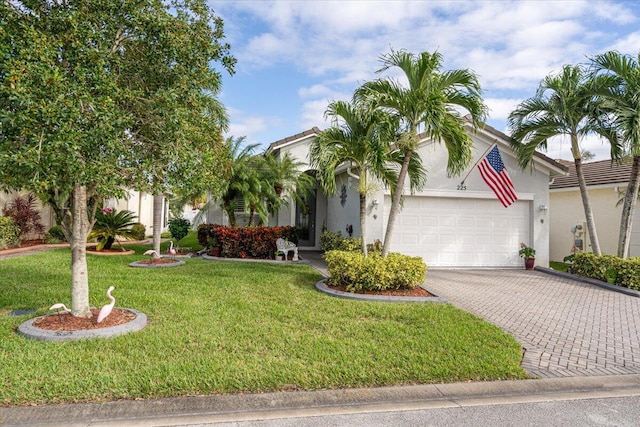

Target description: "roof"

left=550, top=158, right=632, bottom=189
left=267, top=127, right=321, bottom=152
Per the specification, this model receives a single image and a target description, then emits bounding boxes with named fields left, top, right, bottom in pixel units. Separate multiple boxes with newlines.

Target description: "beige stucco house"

left=207, top=123, right=567, bottom=268
left=549, top=159, right=640, bottom=261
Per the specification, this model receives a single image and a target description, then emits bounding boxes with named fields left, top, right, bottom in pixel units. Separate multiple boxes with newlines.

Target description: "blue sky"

left=211, top=0, right=640, bottom=161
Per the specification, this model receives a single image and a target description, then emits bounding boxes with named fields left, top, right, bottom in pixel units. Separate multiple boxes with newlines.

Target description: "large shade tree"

left=0, top=0, right=232, bottom=317
left=310, top=98, right=411, bottom=256
left=508, top=64, right=613, bottom=256
left=356, top=49, right=487, bottom=257
left=590, top=51, right=640, bottom=258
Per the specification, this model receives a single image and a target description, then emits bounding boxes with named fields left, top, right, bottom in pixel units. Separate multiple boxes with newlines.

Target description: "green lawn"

left=0, top=242, right=527, bottom=405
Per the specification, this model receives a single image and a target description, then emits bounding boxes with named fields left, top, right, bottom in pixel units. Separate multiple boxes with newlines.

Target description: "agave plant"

left=89, top=208, right=138, bottom=250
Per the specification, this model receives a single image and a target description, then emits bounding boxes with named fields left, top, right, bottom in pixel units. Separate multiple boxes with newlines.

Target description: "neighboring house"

left=1, top=189, right=167, bottom=237
left=207, top=123, right=567, bottom=268
left=549, top=158, right=640, bottom=261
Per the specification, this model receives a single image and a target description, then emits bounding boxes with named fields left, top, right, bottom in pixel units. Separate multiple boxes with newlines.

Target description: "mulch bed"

left=32, top=308, right=136, bottom=331
left=326, top=284, right=433, bottom=297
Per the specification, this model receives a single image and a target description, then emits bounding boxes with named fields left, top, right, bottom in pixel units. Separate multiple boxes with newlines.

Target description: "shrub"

left=168, top=217, right=190, bottom=243
left=0, top=216, right=20, bottom=249
left=130, top=223, right=146, bottom=241
left=320, top=230, right=362, bottom=252
left=2, top=193, right=44, bottom=241
left=571, top=252, right=640, bottom=290
left=197, top=224, right=298, bottom=259
left=88, top=208, right=138, bottom=250
left=44, top=225, right=67, bottom=244
left=324, top=250, right=427, bottom=292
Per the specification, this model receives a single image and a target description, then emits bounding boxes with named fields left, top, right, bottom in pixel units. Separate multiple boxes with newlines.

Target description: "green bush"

left=168, top=217, right=191, bottom=243
left=571, top=252, right=640, bottom=290
left=130, top=223, right=146, bottom=241
left=0, top=216, right=20, bottom=249
left=44, top=225, right=67, bottom=244
left=324, top=250, right=427, bottom=292
left=320, top=230, right=362, bottom=252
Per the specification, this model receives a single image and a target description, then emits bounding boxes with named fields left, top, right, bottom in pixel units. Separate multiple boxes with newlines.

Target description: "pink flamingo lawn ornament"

left=168, top=241, right=177, bottom=255
left=49, top=303, right=71, bottom=324
left=144, top=249, right=160, bottom=259
left=97, top=286, right=116, bottom=323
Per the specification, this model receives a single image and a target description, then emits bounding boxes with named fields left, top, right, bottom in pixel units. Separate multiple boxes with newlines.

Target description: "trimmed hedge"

left=0, top=216, right=20, bottom=249
left=320, top=230, right=362, bottom=252
left=571, top=252, right=640, bottom=290
left=130, top=223, right=146, bottom=241
left=324, top=250, right=427, bottom=292
left=197, top=224, right=298, bottom=259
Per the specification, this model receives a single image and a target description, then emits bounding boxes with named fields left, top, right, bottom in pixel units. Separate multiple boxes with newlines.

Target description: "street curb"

left=2, top=374, right=640, bottom=426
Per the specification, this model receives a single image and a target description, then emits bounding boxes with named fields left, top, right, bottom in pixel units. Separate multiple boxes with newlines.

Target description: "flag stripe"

left=477, top=145, right=518, bottom=208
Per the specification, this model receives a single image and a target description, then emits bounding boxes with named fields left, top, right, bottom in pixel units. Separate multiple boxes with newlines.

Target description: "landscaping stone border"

left=536, top=266, right=640, bottom=298
left=17, top=308, right=147, bottom=342
left=315, top=279, right=447, bottom=303
left=129, top=260, right=185, bottom=268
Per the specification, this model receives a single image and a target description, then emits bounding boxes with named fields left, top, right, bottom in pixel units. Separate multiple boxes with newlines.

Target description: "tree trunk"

left=153, top=193, right=163, bottom=254
left=70, top=185, right=92, bottom=318
left=618, top=155, right=640, bottom=258
left=382, top=146, right=413, bottom=258
left=359, top=192, right=368, bottom=257
left=574, top=158, right=601, bottom=255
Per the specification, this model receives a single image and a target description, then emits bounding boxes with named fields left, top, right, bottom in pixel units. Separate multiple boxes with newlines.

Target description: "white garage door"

left=386, top=196, right=530, bottom=268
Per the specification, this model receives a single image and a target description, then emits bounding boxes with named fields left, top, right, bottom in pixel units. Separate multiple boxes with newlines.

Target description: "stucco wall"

left=549, top=186, right=624, bottom=260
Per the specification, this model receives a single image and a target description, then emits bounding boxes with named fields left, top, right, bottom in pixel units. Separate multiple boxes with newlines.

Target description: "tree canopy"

left=0, top=0, right=234, bottom=316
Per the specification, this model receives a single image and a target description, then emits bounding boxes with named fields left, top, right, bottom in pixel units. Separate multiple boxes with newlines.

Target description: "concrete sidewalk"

left=2, top=374, right=640, bottom=426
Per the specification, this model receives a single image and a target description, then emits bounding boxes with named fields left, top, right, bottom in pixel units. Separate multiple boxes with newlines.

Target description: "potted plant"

left=275, top=250, right=284, bottom=261
left=207, top=236, right=221, bottom=257
left=519, top=242, right=536, bottom=270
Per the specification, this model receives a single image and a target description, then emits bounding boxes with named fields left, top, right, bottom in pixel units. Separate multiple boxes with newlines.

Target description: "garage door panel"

left=386, top=196, right=530, bottom=267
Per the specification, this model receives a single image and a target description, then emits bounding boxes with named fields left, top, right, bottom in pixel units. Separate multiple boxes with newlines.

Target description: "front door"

left=295, top=190, right=316, bottom=247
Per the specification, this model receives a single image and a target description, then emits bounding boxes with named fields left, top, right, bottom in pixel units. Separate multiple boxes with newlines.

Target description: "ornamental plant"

left=168, top=217, right=191, bottom=245
left=519, top=243, right=536, bottom=259
left=0, top=216, right=20, bottom=249
left=88, top=208, right=138, bottom=251
left=2, top=193, right=45, bottom=241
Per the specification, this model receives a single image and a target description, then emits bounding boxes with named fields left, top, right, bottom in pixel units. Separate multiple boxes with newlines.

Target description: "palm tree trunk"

left=153, top=193, right=163, bottom=254
left=359, top=192, right=368, bottom=257
left=575, top=158, right=601, bottom=255
left=382, top=144, right=413, bottom=258
left=70, top=185, right=92, bottom=318
left=618, top=155, right=640, bottom=258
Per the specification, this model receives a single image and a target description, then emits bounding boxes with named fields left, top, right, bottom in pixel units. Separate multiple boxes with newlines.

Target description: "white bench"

left=276, top=238, right=298, bottom=261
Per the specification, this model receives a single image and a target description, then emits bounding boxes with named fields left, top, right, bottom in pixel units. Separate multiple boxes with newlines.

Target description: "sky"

left=211, top=0, right=640, bottom=161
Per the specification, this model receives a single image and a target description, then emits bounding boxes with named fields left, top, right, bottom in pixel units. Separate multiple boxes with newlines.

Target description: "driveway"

left=425, top=269, right=640, bottom=378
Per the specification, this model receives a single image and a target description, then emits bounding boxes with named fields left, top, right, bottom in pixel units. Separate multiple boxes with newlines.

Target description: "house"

left=549, top=158, right=640, bottom=260
left=1, top=189, right=168, bottom=238
left=206, top=123, right=567, bottom=268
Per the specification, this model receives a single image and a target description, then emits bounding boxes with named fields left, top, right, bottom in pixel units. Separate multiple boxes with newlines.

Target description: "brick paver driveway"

left=425, top=269, right=640, bottom=378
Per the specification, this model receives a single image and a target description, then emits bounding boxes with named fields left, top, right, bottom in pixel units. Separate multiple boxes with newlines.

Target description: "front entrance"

left=295, top=189, right=316, bottom=247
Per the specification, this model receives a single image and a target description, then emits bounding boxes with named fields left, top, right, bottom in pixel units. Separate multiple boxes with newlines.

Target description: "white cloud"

left=486, top=98, right=522, bottom=121
left=607, top=31, right=640, bottom=55
left=540, top=134, right=613, bottom=161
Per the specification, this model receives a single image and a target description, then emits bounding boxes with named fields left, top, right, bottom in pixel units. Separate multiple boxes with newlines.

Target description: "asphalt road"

left=185, top=396, right=640, bottom=427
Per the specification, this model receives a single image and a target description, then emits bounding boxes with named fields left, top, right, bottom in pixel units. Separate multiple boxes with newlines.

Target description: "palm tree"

left=262, top=152, right=316, bottom=218
left=310, top=98, right=403, bottom=256
left=356, top=49, right=487, bottom=257
left=508, top=64, right=611, bottom=256
left=590, top=51, right=640, bottom=258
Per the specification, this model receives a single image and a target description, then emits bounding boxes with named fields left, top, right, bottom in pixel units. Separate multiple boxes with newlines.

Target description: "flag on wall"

left=477, top=145, right=518, bottom=208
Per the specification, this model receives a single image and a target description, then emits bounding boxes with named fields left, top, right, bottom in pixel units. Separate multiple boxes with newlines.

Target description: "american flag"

left=477, top=145, right=518, bottom=207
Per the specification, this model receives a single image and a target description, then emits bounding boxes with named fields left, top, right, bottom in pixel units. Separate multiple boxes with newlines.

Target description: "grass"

left=549, top=261, right=570, bottom=272
left=0, top=240, right=527, bottom=405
